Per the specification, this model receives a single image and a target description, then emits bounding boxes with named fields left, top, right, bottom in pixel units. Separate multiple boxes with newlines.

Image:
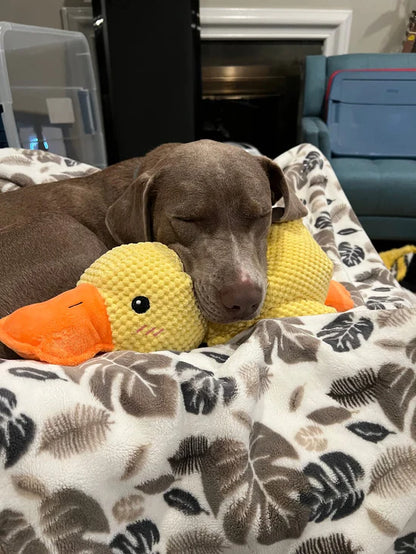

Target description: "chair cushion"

left=331, top=157, right=416, bottom=217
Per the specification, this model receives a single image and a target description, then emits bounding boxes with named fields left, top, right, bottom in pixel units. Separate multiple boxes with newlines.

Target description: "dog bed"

left=0, top=144, right=415, bottom=554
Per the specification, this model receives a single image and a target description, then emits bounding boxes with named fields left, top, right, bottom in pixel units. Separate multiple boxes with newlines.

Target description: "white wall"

left=0, top=0, right=65, bottom=29
left=1, top=0, right=416, bottom=53
left=201, top=0, right=416, bottom=53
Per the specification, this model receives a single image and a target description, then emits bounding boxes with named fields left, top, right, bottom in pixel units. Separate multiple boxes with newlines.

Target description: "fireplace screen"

left=200, top=40, right=323, bottom=158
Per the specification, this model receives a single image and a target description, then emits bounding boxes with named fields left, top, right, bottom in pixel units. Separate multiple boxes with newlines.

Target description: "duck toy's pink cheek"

left=136, top=325, right=165, bottom=337
left=130, top=295, right=165, bottom=336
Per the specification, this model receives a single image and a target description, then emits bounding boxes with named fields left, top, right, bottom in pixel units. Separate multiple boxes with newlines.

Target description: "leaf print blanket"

left=1, top=144, right=416, bottom=554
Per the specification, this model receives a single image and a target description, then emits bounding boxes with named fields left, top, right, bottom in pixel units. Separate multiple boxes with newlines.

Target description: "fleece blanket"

left=0, top=144, right=416, bottom=554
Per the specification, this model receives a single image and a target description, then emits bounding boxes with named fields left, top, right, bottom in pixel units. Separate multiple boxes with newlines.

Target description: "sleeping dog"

left=0, top=140, right=306, bottom=356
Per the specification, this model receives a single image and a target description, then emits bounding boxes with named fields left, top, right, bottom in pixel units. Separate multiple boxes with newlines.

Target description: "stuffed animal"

left=0, top=221, right=352, bottom=365
left=380, top=244, right=416, bottom=283
left=207, top=219, right=344, bottom=345
left=0, top=243, right=207, bottom=365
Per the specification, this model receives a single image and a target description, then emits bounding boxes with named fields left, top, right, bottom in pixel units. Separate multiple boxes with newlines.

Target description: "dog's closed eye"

left=253, top=210, right=272, bottom=219
left=173, top=215, right=201, bottom=223
left=243, top=207, right=272, bottom=221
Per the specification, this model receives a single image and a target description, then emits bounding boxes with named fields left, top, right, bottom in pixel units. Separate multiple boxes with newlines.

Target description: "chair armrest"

left=301, top=116, right=319, bottom=146
left=312, top=118, right=332, bottom=160
left=301, top=117, right=332, bottom=159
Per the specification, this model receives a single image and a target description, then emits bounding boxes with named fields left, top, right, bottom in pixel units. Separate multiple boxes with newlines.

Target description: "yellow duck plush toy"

left=207, top=219, right=338, bottom=345
left=0, top=221, right=352, bottom=365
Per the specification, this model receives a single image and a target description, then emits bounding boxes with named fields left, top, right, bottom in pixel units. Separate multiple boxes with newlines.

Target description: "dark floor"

left=372, top=239, right=412, bottom=252
left=373, top=240, right=416, bottom=293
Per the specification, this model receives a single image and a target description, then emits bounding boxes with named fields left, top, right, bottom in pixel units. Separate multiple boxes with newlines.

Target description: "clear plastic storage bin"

left=0, top=21, right=107, bottom=167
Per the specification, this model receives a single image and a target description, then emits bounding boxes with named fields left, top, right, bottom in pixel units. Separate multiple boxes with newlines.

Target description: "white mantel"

left=200, top=8, right=353, bottom=55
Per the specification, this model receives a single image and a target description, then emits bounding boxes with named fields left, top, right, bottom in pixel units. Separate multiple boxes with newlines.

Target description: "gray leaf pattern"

left=38, top=404, right=113, bottom=459
left=295, top=533, right=362, bottom=554
left=166, top=528, right=228, bottom=554
left=369, top=446, right=416, bottom=497
left=317, top=313, right=373, bottom=352
left=0, top=509, right=49, bottom=553
left=339, top=242, right=365, bottom=267
left=256, top=319, right=320, bottom=365
left=328, top=368, right=379, bottom=408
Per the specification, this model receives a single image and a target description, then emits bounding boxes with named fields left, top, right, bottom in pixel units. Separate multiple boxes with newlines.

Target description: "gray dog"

left=0, top=140, right=306, bottom=354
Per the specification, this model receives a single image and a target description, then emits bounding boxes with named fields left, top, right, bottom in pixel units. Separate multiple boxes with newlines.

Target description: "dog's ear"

left=105, top=172, right=155, bottom=244
left=257, top=156, right=307, bottom=222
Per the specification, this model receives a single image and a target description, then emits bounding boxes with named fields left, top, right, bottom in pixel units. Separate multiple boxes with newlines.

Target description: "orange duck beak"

left=0, top=283, right=114, bottom=365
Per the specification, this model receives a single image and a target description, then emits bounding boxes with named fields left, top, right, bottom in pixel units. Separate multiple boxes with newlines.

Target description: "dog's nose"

left=220, top=281, right=263, bottom=320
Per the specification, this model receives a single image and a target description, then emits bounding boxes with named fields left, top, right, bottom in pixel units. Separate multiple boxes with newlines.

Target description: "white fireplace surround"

left=199, top=8, right=352, bottom=56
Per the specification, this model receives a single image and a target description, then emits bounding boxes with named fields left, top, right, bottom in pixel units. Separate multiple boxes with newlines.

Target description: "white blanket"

left=0, top=144, right=415, bottom=554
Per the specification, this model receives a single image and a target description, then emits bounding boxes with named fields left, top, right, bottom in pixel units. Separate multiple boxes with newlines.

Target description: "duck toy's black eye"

left=131, top=296, right=150, bottom=314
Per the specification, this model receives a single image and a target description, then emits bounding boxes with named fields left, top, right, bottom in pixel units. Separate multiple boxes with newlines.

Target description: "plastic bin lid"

left=0, top=22, right=106, bottom=167
left=326, top=69, right=416, bottom=158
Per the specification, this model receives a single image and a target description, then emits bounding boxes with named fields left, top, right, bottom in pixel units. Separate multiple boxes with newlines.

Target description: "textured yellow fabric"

left=78, top=220, right=335, bottom=352
left=380, top=245, right=416, bottom=281
left=206, top=219, right=335, bottom=345
left=79, top=242, right=207, bottom=352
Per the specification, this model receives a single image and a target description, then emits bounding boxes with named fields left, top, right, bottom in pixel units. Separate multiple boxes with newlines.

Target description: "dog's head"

left=105, top=140, right=306, bottom=324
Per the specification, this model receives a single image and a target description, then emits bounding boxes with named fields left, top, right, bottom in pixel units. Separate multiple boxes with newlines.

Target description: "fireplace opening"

left=200, top=40, right=323, bottom=158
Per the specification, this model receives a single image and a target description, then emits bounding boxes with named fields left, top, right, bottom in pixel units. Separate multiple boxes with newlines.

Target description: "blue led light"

left=28, top=136, right=49, bottom=150
left=29, top=135, right=38, bottom=150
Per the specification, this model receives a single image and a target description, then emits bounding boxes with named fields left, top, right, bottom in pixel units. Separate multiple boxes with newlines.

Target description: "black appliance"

left=92, top=0, right=201, bottom=164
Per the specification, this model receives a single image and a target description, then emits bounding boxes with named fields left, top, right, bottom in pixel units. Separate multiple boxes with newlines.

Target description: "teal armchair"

left=301, top=53, right=416, bottom=241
